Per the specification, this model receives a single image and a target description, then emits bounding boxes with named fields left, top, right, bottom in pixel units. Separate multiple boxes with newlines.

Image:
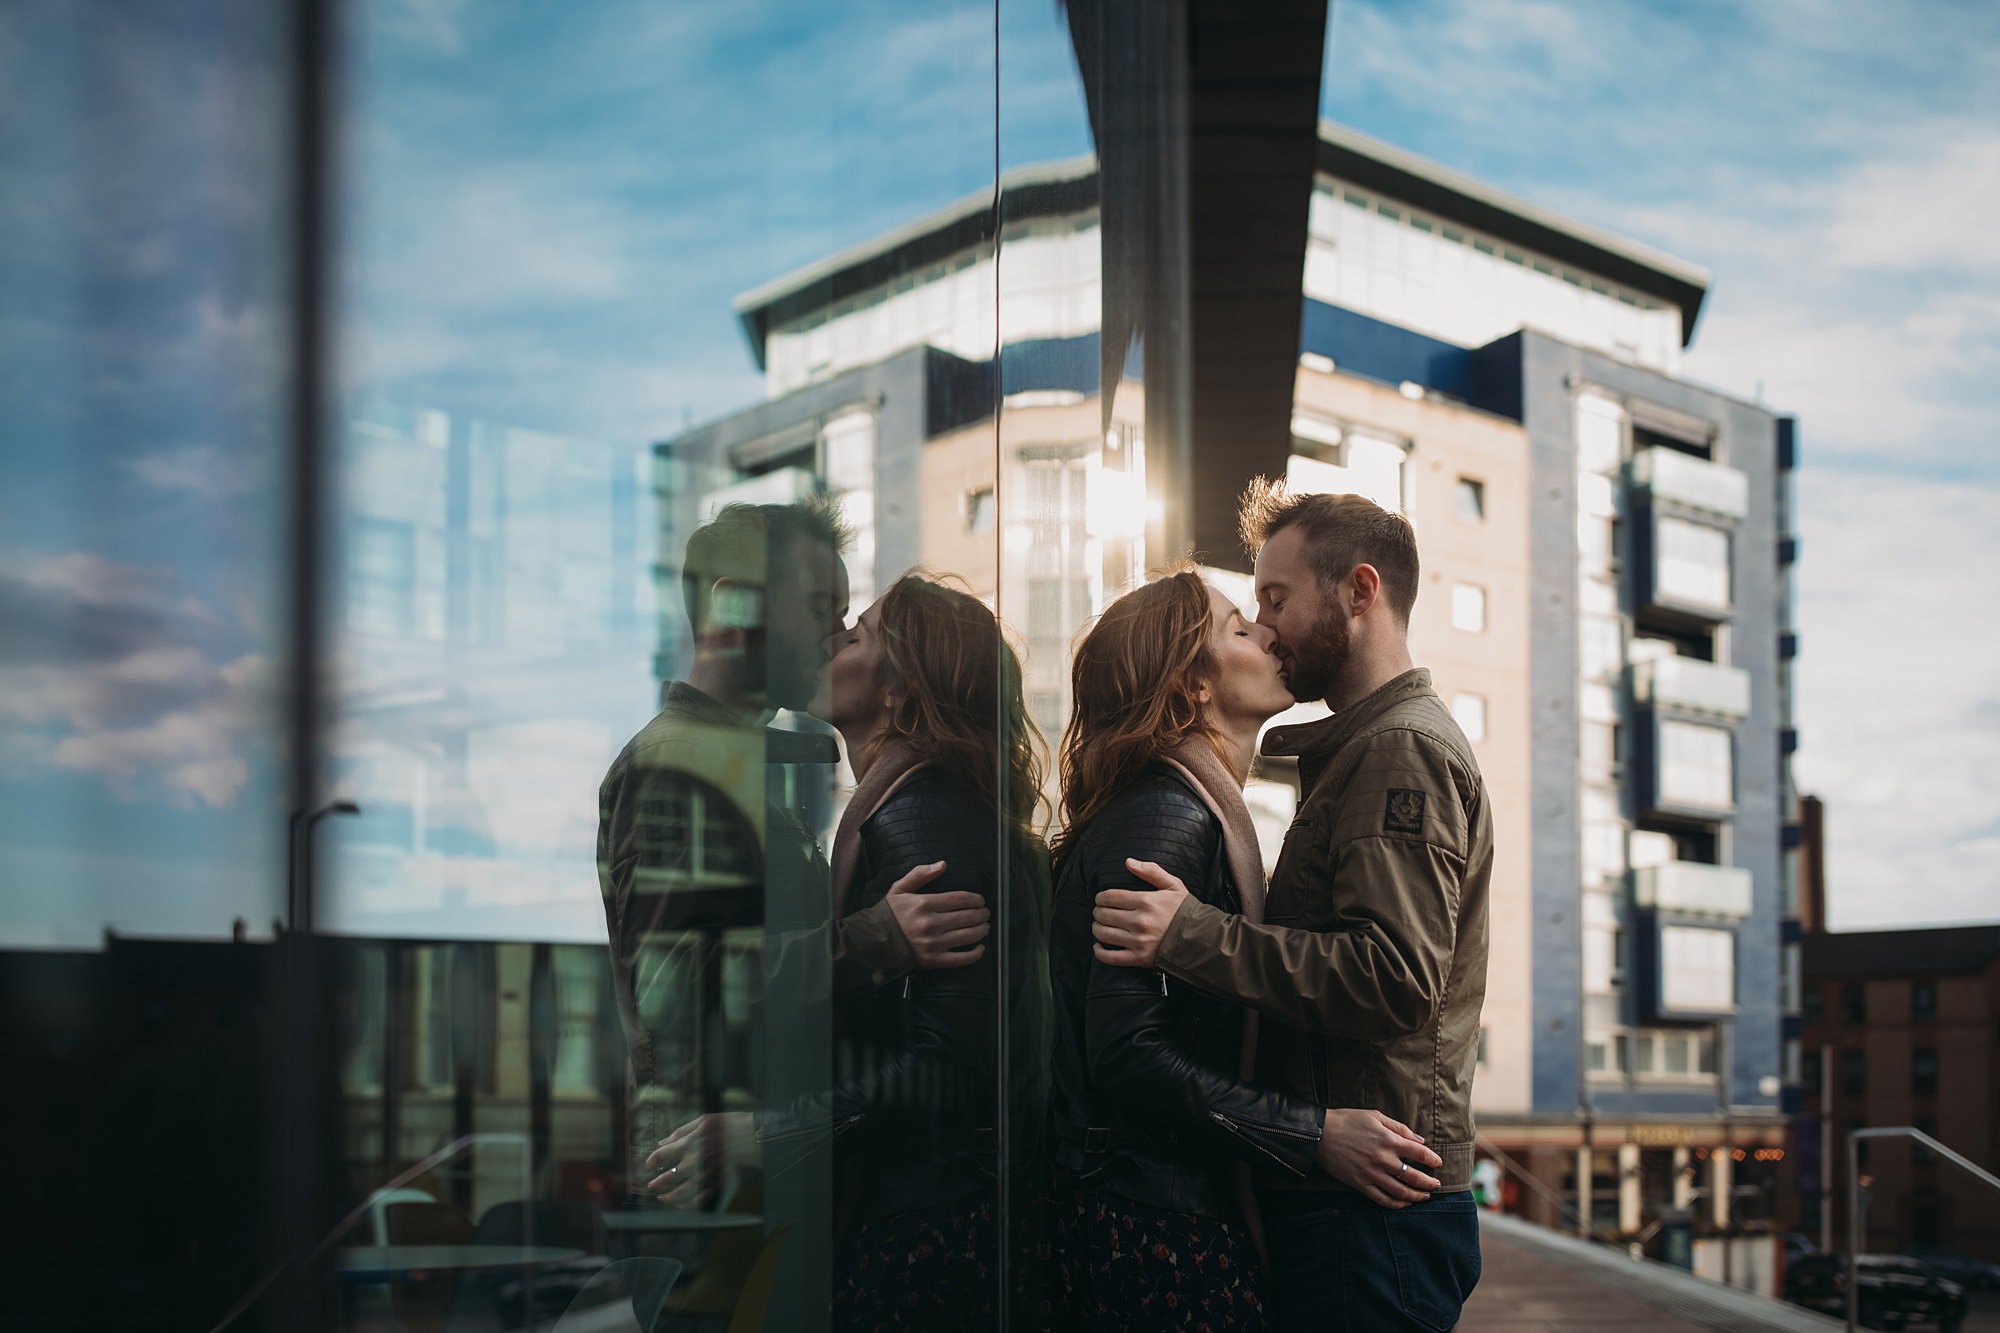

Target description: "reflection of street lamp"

left=288, top=800, right=360, bottom=933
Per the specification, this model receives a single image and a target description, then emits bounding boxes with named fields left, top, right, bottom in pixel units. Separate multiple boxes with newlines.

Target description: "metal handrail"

left=1474, top=1135, right=1611, bottom=1242
left=1845, top=1126, right=2000, bottom=1333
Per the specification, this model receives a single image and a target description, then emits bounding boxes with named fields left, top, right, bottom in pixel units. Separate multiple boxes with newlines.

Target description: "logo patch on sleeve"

left=1384, top=788, right=1427, bottom=835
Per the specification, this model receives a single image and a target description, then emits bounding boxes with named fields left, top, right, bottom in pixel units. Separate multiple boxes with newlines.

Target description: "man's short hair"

left=1238, top=477, right=1420, bottom=623
left=680, top=496, right=852, bottom=635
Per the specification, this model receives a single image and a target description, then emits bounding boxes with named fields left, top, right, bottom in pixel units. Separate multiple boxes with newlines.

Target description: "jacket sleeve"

left=762, top=898, right=917, bottom=1003
left=1082, top=786, right=1325, bottom=1178
left=758, top=790, right=996, bottom=1157
left=1153, top=728, right=1471, bottom=1040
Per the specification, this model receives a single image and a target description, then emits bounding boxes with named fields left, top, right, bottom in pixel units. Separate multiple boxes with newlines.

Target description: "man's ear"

left=1347, top=564, right=1384, bottom=619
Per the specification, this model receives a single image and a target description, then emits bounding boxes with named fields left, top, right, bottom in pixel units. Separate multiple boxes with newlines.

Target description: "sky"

left=1314, top=0, right=2000, bottom=927
left=1, top=0, right=1991, bottom=944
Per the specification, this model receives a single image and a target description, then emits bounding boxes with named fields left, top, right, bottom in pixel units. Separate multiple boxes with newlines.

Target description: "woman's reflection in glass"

left=815, top=573, right=1046, bottom=1330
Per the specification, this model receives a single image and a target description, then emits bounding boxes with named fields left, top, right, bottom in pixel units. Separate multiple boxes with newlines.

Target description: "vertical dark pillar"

left=382, top=942, right=403, bottom=1179
left=1066, top=0, right=1194, bottom=565
left=1185, top=0, right=1328, bottom=569
left=1067, top=0, right=1329, bottom=571
left=529, top=942, right=556, bottom=1183
left=275, top=0, right=341, bottom=1325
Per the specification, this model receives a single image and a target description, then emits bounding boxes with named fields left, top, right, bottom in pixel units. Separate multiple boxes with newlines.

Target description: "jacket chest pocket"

left=1261, top=813, right=1324, bottom=926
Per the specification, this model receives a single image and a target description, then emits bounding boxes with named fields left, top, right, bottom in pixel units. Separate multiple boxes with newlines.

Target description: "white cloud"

left=126, top=441, right=258, bottom=499
left=1790, top=469, right=2000, bottom=928
left=0, top=550, right=274, bottom=808
left=1827, top=132, right=2000, bottom=273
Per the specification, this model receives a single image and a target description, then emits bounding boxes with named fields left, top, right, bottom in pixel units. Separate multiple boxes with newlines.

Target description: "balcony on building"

left=1628, top=448, right=1747, bottom=625
left=1630, top=709, right=1735, bottom=819
left=1633, top=862, right=1750, bottom=1022
left=1631, top=446, right=1749, bottom=521
left=1630, top=654, right=1751, bottom=720
left=1635, top=860, right=1753, bottom=919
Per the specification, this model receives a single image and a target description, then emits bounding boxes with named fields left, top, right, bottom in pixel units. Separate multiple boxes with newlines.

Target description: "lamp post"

left=287, top=799, right=359, bottom=933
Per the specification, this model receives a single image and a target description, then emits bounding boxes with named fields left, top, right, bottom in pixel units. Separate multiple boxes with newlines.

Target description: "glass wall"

left=2, top=0, right=1232, bottom=1327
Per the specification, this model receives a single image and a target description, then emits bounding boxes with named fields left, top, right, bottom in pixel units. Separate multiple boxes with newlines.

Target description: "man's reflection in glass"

left=597, top=505, right=998, bottom=1329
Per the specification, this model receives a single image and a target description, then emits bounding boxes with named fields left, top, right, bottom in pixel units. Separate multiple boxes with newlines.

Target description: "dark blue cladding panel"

left=1299, top=299, right=1476, bottom=402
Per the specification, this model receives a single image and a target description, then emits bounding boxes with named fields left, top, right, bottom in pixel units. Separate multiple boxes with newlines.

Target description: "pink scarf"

left=828, top=740, right=930, bottom=916
left=1163, top=737, right=1274, bottom=1263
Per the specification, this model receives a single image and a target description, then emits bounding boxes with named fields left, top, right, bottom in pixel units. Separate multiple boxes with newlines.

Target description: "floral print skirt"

left=831, top=1198, right=999, bottom=1333
left=1050, top=1188, right=1267, bottom=1332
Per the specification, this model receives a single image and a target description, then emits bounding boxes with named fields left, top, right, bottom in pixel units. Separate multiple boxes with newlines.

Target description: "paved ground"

left=1460, top=1214, right=1840, bottom=1333
left=1966, top=1287, right=2000, bottom=1332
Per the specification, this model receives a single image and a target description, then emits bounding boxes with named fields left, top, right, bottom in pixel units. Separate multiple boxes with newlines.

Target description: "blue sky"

left=1314, top=0, right=2000, bottom=927
left=2, top=0, right=1991, bottom=944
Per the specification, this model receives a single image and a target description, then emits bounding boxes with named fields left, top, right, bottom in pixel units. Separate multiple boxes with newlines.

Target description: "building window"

left=1802, top=1047, right=1822, bottom=1095
left=350, top=516, right=417, bottom=637
left=1912, top=1048, right=1937, bottom=1096
left=1455, top=476, right=1486, bottom=522
left=1659, top=720, right=1733, bottom=811
left=1842, top=983, right=1866, bottom=1025
left=1452, top=693, right=1488, bottom=743
left=1451, top=583, right=1486, bottom=633
left=1912, top=980, right=1936, bottom=1023
left=965, top=486, right=995, bottom=533
left=1842, top=1050, right=1866, bottom=1096
left=1656, top=515, right=1732, bottom=611
left=1803, top=985, right=1824, bottom=1026
left=1634, top=1034, right=1655, bottom=1074
left=1662, top=1034, right=1690, bottom=1074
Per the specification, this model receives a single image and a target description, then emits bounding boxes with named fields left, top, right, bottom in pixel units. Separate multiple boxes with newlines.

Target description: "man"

left=1093, top=481, right=1491, bottom=1332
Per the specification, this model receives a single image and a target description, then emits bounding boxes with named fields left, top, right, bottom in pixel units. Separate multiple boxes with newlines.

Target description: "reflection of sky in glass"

left=0, top=0, right=1091, bottom=946
left=0, top=0, right=289, bottom=947
left=321, top=0, right=1092, bottom=941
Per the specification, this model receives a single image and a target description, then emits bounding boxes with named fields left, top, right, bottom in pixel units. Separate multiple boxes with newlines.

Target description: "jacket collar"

left=1261, top=668, right=1435, bottom=761
left=661, top=681, right=838, bottom=765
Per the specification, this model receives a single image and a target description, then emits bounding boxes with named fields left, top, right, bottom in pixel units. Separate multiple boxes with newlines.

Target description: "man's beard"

left=1280, top=606, right=1352, bottom=704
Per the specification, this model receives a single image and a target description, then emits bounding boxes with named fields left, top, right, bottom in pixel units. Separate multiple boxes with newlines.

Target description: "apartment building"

left=660, top=121, right=1803, bottom=1239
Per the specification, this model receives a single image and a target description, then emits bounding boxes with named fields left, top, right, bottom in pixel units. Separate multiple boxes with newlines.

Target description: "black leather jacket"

left=765, top=769, right=1009, bottom=1228
left=1049, top=765, right=1325, bottom=1218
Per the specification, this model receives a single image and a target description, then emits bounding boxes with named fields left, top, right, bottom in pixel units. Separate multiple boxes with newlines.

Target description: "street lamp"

left=287, top=799, right=359, bottom=933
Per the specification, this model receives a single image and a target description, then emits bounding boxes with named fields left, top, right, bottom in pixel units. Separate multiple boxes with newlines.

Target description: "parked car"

left=1785, top=1253, right=1967, bottom=1332
left=1783, top=1231, right=1819, bottom=1268
left=1905, top=1245, right=2000, bottom=1291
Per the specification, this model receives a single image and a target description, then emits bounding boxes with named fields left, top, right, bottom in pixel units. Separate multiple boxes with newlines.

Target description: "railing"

left=1474, top=1135, right=1612, bottom=1243
left=1845, top=1126, right=2000, bottom=1333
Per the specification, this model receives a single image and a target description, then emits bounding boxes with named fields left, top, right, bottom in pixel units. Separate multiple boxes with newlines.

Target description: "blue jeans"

left=1262, top=1188, right=1481, bottom=1332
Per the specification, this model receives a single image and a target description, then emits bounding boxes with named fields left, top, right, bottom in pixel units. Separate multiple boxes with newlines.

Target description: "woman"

left=1046, top=570, right=1432, bottom=1330
left=815, top=572, right=1048, bottom=1331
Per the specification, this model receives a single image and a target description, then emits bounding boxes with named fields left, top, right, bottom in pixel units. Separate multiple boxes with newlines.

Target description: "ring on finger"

left=1397, top=1161, right=1409, bottom=1179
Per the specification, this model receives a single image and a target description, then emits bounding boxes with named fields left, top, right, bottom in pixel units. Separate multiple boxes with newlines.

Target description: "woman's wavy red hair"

left=1051, top=568, right=1233, bottom=863
left=860, top=572, right=1047, bottom=834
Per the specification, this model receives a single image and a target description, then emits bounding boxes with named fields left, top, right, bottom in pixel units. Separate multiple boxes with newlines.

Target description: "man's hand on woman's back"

left=1316, top=1109, right=1443, bottom=1208
left=886, top=860, right=991, bottom=969
left=1090, top=858, right=1192, bottom=968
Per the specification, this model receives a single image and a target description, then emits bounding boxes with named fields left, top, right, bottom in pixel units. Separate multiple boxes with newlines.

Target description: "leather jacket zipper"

left=1209, top=1111, right=1314, bottom=1176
